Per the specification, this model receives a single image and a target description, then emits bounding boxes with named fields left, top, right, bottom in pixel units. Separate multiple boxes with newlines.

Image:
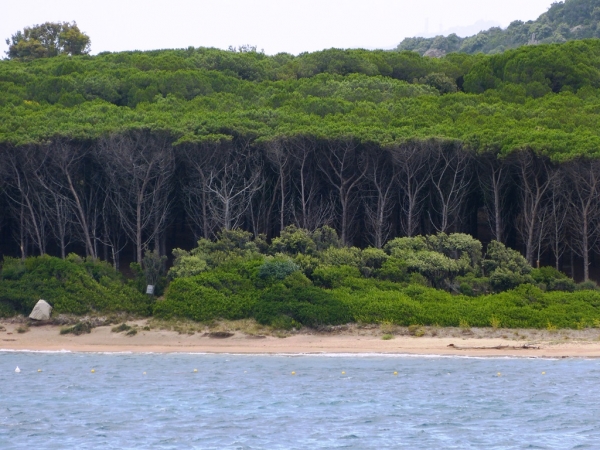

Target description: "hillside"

left=397, top=0, right=600, bottom=56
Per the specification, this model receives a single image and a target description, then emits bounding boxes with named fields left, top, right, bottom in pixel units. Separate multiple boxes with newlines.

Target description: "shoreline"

left=3, top=320, right=600, bottom=357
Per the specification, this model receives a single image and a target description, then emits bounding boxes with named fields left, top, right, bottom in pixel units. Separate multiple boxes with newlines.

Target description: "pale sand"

left=2, top=321, right=600, bottom=357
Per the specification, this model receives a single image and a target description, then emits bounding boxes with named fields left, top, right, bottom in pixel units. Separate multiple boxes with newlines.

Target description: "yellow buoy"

left=193, top=369, right=198, bottom=373
left=542, top=371, right=546, bottom=375
left=37, top=369, right=42, bottom=372
left=143, top=372, right=146, bottom=375
left=291, top=371, right=296, bottom=375
left=342, top=371, right=346, bottom=375
left=91, top=369, right=95, bottom=373
left=497, top=372, right=501, bottom=376
left=393, top=371, right=398, bottom=376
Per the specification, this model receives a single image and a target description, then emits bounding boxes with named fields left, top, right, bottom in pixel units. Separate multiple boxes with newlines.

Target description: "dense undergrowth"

left=0, top=254, right=151, bottom=317
left=156, top=228, right=600, bottom=330
left=3, top=227, right=593, bottom=329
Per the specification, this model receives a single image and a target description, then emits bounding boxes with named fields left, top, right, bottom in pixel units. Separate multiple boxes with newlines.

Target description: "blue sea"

left=1, top=352, right=599, bottom=449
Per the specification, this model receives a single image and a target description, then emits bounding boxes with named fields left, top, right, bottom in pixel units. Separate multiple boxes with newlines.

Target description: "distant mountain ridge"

left=397, top=0, right=600, bottom=56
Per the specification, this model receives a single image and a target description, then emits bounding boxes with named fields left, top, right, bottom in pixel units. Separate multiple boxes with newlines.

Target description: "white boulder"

left=29, top=299, right=52, bottom=321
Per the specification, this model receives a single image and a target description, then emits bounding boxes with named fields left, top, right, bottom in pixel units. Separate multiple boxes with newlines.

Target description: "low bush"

left=253, top=284, right=352, bottom=328
left=111, top=323, right=132, bottom=333
left=0, top=255, right=152, bottom=316
left=258, top=257, right=300, bottom=282
left=531, top=267, right=576, bottom=292
left=154, top=269, right=257, bottom=321
left=60, top=321, right=93, bottom=335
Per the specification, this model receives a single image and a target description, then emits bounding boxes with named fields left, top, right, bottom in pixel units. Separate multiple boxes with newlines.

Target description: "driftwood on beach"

left=447, top=343, right=541, bottom=350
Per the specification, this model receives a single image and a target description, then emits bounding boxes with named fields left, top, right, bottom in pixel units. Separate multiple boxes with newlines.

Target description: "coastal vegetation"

left=3, top=16, right=600, bottom=329
left=3, top=228, right=600, bottom=330
left=2, top=40, right=600, bottom=278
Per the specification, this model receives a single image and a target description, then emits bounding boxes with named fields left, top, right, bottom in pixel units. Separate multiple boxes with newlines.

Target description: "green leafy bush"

left=531, top=266, right=576, bottom=292
left=258, top=257, right=300, bottom=282
left=155, top=269, right=257, bottom=321
left=0, top=255, right=151, bottom=316
left=254, top=284, right=352, bottom=328
left=311, top=265, right=362, bottom=289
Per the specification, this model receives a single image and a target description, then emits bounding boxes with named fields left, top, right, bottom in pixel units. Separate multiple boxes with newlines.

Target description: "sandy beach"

left=2, top=319, right=600, bottom=357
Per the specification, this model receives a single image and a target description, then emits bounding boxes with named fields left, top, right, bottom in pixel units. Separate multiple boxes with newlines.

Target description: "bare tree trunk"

left=2, top=146, right=48, bottom=255
left=390, top=142, right=431, bottom=237
left=547, top=169, right=569, bottom=271
left=428, top=142, right=472, bottom=233
left=564, top=159, right=600, bottom=281
left=289, top=136, right=333, bottom=231
left=318, top=138, right=367, bottom=245
left=203, top=141, right=262, bottom=232
left=364, top=146, right=395, bottom=248
left=98, top=130, right=175, bottom=264
left=514, top=150, right=555, bottom=265
left=264, top=139, right=291, bottom=234
left=478, top=152, right=511, bottom=243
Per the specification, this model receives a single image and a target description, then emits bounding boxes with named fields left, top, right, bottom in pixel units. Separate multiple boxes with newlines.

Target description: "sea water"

left=1, top=352, right=599, bottom=449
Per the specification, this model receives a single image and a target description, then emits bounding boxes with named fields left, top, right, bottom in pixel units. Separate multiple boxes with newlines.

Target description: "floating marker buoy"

left=342, top=371, right=346, bottom=375
left=91, top=369, right=95, bottom=373
left=542, top=371, right=546, bottom=375
left=143, top=372, right=146, bottom=375
left=37, top=369, right=42, bottom=373
left=15, top=366, right=20, bottom=373
left=291, top=371, right=296, bottom=375
left=393, top=371, right=398, bottom=376
left=497, top=372, right=501, bottom=376
left=193, top=369, right=198, bottom=373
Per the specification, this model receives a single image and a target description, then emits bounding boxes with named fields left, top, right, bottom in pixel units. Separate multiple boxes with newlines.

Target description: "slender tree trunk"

left=583, top=219, right=589, bottom=281
left=65, top=171, right=96, bottom=259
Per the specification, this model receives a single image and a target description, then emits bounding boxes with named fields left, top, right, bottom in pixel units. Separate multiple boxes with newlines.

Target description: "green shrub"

left=576, top=280, right=599, bottom=291
left=0, top=255, right=151, bottom=316
left=311, top=226, right=341, bottom=251
left=456, top=274, right=491, bottom=296
left=156, top=269, right=257, bottom=321
left=253, top=284, right=352, bottom=328
left=375, top=258, right=409, bottom=282
left=312, top=265, right=362, bottom=288
left=531, top=267, right=575, bottom=292
left=484, top=241, right=532, bottom=276
left=169, top=248, right=208, bottom=279
left=270, top=225, right=316, bottom=255
left=318, top=247, right=362, bottom=268
left=258, top=257, right=300, bottom=282
left=112, top=323, right=132, bottom=333
left=489, top=267, right=533, bottom=292
left=60, top=322, right=93, bottom=335
left=283, top=271, right=313, bottom=289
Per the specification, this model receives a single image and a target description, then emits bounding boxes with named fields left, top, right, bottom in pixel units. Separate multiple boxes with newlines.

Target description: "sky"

left=2, top=0, right=556, bottom=56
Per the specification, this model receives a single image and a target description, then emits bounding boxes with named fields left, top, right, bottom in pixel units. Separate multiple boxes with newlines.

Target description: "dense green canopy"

left=1, top=40, right=600, bottom=160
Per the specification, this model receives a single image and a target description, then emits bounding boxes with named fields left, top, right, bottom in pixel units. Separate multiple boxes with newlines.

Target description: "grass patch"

left=16, top=325, right=29, bottom=334
left=490, top=316, right=501, bottom=329
left=125, top=328, right=137, bottom=336
left=60, top=321, right=92, bottom=335
left=111, top=323, right=132, bottom=333
left=381, top=334, right=394, bottom=340
left=380, top=320, right=395, bottom=334
left=408, top=324, right=425, bottom=337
